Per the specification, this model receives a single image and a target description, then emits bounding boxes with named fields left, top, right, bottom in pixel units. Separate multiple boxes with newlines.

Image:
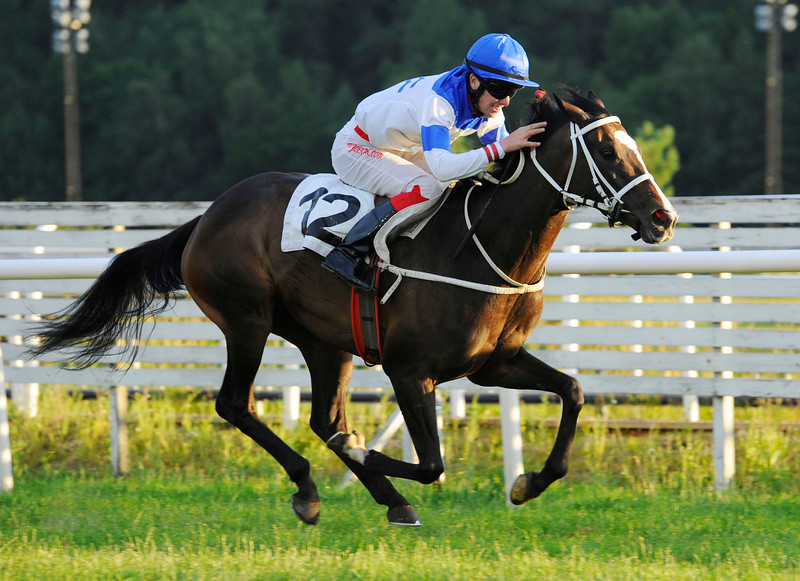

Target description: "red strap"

left=350, top=290, right=367, bottom=357
left=349, top=262, right=382, bottom=366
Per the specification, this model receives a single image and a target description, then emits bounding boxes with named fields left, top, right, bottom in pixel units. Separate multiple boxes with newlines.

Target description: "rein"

left=451, top=152, right=525, bottom=259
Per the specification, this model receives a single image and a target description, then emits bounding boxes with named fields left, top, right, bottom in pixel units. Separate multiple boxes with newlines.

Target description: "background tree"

left=0, top=0, right=797, bottom=201
left=635, top=122, right=680, bottom=197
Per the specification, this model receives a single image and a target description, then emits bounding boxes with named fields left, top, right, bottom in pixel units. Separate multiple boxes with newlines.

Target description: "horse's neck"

left=390, top=165, right=568, bottom=287
left=499, top=125, right=580, bottom=278
left=482, top=183, right=567, bottom=283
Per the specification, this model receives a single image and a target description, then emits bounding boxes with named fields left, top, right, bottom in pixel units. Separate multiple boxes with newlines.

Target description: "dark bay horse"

left=30, top=89, right=677, bottom=526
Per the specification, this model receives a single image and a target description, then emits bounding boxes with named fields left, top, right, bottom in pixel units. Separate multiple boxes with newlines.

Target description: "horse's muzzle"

left=620, top=206, right=678, bottom=244
left=642, top=207, right=678, bottom=244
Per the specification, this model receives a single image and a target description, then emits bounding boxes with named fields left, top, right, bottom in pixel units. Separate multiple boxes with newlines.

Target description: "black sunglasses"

left=481, top=78, right=522, bottom=100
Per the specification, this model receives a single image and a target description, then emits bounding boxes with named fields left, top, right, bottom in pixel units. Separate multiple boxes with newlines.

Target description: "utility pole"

left=52, top=0, right=92, bottom=202
left=62, top=46, right=82, bottom=201
left=755, top=0, right=797, bottom=195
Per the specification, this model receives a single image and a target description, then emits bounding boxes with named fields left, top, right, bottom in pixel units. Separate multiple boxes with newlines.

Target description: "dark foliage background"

left=1, top=0, right=797, bottom=200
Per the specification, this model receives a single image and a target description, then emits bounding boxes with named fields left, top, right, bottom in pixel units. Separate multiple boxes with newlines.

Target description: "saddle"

left=281, top=173, right=448, bottom=264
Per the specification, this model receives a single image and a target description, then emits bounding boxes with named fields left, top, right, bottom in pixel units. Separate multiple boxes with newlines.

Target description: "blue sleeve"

left=479, top=124, right=509, bottom=145
left=421, top=125, right=452, bottom=152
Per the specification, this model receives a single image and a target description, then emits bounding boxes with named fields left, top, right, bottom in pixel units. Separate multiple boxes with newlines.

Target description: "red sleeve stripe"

left=354, top=125, right=370, bottom=141
left=483, top=143, right=500, bottom=162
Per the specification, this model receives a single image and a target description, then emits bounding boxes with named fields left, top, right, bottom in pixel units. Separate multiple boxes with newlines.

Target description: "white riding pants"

left=331, top=118, right=451, bottom=201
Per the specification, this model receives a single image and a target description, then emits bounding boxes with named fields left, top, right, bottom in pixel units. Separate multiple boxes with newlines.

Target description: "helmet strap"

left=465, top=72, right=485, bottom=117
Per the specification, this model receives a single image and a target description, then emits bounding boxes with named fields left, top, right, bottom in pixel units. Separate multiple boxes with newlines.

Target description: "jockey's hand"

left=499, top=122, right=547, bottom=153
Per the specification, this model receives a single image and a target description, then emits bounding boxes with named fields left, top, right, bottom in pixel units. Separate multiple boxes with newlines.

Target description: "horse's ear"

left=587, top=91, right=606, bottom=108
left=554, top=93, right=590, bottom=123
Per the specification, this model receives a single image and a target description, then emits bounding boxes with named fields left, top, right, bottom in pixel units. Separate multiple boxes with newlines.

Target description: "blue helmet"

left=465, top=33, right=539, bottom=88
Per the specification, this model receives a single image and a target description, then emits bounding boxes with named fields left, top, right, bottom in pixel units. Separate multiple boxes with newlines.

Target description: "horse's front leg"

left=469, top=348, right=584, bottom=504
left=328, top=375, right=444, bottom=486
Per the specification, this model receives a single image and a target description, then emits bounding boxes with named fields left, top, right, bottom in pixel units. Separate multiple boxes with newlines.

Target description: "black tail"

left=27, top=216, right=203, bottom=368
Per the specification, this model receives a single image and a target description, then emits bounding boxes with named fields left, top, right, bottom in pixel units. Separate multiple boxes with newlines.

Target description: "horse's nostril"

left=652, top=209, right=673, bottom=228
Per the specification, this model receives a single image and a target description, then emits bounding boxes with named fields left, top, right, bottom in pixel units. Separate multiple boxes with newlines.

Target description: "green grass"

left=1, top=391, right=799, bottom=579
left=2, top=475, right=798, bottom=580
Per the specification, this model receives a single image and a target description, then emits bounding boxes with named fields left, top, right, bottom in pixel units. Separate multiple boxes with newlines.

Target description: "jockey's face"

left=469, top=74, right=511, bottom=118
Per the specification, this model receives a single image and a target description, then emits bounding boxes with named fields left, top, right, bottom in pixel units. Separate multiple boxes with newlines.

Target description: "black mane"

left=524, top=87, right=610, bottom=126
left=489, top=88, right=610, bottom=179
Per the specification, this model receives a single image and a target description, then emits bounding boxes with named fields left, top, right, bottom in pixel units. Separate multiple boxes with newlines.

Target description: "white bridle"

left=483, top=115, right=661, bottom=225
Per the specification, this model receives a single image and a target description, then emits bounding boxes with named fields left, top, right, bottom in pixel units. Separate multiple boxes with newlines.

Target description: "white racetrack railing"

left=2, top=197, right=800, bottom=499
left=3, top=248, right=800, bottom=279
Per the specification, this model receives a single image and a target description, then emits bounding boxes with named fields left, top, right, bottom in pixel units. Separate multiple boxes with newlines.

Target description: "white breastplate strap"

left=378, top=263, right=544, bottom=304
left=377, top=183, right=544, bottom=304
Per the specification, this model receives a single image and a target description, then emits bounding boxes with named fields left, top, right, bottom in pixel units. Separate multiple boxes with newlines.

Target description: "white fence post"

left=282, top=384, right=300, bottom=430
left=679, top=270, right=701, bottom=423
left=683, top=396, right=700, bottom=423
left=449, top=388, right=466, bottom=419
left=0, top=347, right=14, bottom=493
left=499, top=389, right=524, bottom=505
left=713, top=395, right=735, bottom=491
left=109, top=385, right=129, bottom=477
left=435, top=393, right=445, bottom=483
left=11, top=383, right=39, bottom=419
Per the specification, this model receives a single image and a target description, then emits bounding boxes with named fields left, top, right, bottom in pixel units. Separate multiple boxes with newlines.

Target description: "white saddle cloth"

left=281, top=173, right=446, bottom=262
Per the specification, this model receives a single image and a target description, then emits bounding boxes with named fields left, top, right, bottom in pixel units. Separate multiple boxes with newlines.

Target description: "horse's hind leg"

left=286, top=327, right=420, bottom=526
left=189, top=276, right=321, bottom=525
left=468, top=349, right=584, bottom=504
left=213, top=323, right=321, bottom=524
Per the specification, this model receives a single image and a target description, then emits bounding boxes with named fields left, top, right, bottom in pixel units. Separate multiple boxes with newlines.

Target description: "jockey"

left=322, top=33, right=547, bottom=293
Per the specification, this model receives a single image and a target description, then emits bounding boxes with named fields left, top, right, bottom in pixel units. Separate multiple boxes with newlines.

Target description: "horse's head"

left=526, top=89, right=678, bottom=244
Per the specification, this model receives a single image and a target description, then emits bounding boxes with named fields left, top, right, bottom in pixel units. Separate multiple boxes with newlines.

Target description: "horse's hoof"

left=387, top=505, right=422, bottom=527
left=510, top=474, right=529, bottom=505
left=291, top=493, right=321, bottom=526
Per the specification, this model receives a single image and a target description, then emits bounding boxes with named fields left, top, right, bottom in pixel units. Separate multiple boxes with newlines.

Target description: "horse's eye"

left=600, top=147, right=617, bottom=161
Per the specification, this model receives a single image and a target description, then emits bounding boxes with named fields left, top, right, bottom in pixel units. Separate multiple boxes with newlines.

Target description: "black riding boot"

left=322, top=202, right=398, bottom=293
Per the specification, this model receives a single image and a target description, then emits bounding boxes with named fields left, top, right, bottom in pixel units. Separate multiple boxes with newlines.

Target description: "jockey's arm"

left=421, top=122, right=547, bottom=183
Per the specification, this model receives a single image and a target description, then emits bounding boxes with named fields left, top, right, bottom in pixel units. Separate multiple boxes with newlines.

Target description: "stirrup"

left=322, top=249, right=377, bottom=294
